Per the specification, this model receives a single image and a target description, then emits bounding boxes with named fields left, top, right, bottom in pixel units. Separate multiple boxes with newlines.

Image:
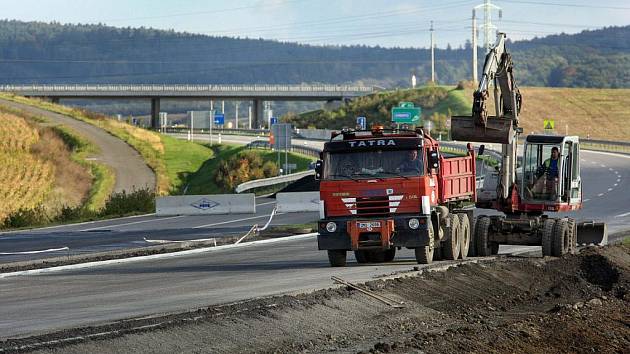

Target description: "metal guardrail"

left=235, top=170, right=315, bottom=194
left=0, top=84, right=377, bottom=95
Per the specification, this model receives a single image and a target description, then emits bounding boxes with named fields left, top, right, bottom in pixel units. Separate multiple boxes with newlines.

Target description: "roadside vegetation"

left=283, top=85, right=470, bottom=136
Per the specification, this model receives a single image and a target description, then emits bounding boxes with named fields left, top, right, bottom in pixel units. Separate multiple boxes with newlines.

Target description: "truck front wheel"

left=415, top=223, right=435, bottom=265
left=327, top=250, right=347, bottom=267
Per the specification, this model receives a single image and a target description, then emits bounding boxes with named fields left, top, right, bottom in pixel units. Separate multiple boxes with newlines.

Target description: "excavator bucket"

left=451, top=115, right=514, bottom=144
left=576, top=221, right=608, bottom=246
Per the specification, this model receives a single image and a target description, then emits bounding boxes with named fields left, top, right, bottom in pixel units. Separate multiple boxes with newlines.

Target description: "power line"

left=496, top=0, right=630, bottom=10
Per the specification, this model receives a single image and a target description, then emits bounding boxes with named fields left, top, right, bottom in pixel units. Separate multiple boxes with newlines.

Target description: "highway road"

left=0, top=139, right=628, bottom=339
left=0, top=198, right=318, bottom=264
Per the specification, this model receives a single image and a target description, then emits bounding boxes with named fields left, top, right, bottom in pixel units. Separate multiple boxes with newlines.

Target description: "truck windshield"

left=323, top=149, right=424, bottom=180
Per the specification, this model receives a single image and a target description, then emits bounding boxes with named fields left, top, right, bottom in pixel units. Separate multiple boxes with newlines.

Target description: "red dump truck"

left=315, top=126, right=477, bottom=267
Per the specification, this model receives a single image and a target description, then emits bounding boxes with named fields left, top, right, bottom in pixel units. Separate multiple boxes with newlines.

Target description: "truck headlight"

left=408, top=218, right=420, bottom=229
left=326, top=222, right=337, bottom=233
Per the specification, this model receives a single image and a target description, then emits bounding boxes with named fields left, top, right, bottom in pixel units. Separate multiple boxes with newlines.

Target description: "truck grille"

left=341, top=195, right=403, bottom=216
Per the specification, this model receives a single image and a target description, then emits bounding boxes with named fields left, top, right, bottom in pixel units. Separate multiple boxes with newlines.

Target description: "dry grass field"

left=464, top=87, right=630, bottom=141
left=0, top=113, right=54, bottom=221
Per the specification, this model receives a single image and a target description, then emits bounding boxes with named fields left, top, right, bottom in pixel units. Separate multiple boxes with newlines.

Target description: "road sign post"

left=357, top=116, right=366, bottom=130
left=391, top=102, right=421, bottom=125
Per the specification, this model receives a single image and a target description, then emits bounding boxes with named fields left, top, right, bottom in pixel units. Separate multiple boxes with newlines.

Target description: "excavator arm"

left=451, top=33, right=522, bottom=144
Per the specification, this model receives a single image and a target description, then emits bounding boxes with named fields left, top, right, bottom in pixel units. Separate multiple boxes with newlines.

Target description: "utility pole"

left=221, top=100, right=225, bottom=114
left=474, top=0, right=502, bottom=53
left=430, top=21, right=435, bottom=84
left=248, top=105, right=252, bottom=129
left=472, top=10, right=478, bottom=84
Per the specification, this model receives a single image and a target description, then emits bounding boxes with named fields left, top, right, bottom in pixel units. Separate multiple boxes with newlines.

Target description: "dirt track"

left=2, top=244, right=627, bottom=354
left=0, top=99, right=155, bottom=193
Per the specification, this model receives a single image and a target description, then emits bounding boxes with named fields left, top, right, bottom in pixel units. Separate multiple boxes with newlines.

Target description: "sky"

left=2, top=0, right=629, bottom=48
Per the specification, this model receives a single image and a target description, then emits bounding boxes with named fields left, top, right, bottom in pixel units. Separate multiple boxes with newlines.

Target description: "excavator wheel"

left=327, top=250, right=347, bottom=267
left=468, top=215, right=483, bottom=257
left=553, top=219, right=570, bottom=257
left=567, top=218, right=577, bottom=254
left=541, top=218, right=556, bottom=257
left=354, top=250, right=369, bottom=264
left=458, top=214, right=471, bottom=260
left=475, top=216, right=493, bottom=257
left=415, top=222, right=435, bottom=265
left=443, top=214, right=461, bottom=260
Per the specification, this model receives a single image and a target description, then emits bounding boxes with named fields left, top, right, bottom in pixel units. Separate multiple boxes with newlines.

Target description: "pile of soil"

left=4, top=245, right=628, bottom=353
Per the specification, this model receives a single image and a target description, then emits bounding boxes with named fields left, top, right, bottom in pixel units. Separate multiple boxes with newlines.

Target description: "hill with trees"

left=0, top=20, right=627, bottom=88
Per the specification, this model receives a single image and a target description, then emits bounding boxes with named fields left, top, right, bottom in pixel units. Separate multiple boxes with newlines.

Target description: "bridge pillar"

left=252, top=99, right=264, bottom=129
left=51, top=97, right=60, bottom=104
left=151, top=98, right=160, bottom=129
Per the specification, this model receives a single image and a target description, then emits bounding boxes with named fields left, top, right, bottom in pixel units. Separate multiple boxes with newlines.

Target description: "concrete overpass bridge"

left=0, top=84, right=378, bottom=128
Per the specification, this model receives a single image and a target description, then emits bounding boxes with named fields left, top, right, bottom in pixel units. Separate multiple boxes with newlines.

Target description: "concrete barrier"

left=276, top=192, right=321, bottom=213
left=156, top=194, right=256, bottom=216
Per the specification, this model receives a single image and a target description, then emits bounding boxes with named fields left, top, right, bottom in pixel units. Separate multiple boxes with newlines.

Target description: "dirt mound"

left=4, top=245, right=629, bottom=353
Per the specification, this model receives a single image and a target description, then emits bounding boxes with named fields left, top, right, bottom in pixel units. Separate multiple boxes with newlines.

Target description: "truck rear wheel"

left=542, top=218, right=556, bottom=257
left=475, top=216, right=493, bottom=256
left=553, top=219, right=570, bottom=257
left=458, top=214, right=471, bottom=260
left=433, top=246, right=443, bottom=261
left=354, top=250, right=369, bottom=264
left=327, top=250, right=347, bottom=267
left=443, top=214, right=461, bottom=260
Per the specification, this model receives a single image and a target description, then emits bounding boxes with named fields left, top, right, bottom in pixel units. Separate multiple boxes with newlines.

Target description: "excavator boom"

left=451, top=33, right=521, bottom=144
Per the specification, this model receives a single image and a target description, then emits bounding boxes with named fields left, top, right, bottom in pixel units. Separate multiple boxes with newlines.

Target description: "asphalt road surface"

left=0, top=99, right=155, bottom=193
left=0, top=198, right=317, bottom=263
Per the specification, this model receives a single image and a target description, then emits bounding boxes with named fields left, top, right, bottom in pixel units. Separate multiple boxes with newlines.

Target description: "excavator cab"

left=521, top=135, right=581, bottom=205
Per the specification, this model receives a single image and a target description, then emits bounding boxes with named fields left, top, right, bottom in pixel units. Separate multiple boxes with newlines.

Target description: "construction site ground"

left=3, top=242, right=629, bottom=354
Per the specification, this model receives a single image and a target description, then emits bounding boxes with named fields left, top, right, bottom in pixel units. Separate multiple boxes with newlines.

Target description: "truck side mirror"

left=314, top=160, right=323, bottom=180
left=478, top=144, right=485, bottom=156
left=429, top=151, right=439, bottom=169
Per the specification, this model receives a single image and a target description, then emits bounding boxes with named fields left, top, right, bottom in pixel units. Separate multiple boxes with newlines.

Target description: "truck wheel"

left=553, top=219, right=570, bottom=257
left=542, top=218, right=556, bottom=256
left=567, top=218, right=577, bottom=254
left=415, top=222, right=435, bottom=264
left=383, top=248, right=396, bottom=262
left=443, top=214, right=461, bottom=260
left=327, top=250, right=347, bottom=267
left=354, top=250, right=369, bottom=264
left=475, top=216, right=493, bottom=256
left=368, top=250, right=386, bottom=263
left=458, top=214, right=471, bottom=260
left=433, top=245, right=443, bottom=261
left=468, top=215, right=483, bottom=257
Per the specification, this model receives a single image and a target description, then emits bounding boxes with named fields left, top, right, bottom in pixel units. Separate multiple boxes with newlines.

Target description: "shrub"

left=99, top=188, right=156, bottom=218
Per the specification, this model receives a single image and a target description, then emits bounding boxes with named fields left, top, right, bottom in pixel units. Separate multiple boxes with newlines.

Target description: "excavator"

left=451, top=33, right=607, bottom=257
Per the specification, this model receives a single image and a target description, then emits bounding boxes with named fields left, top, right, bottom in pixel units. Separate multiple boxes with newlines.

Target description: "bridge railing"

left=0, top=84, right=377, bottom=93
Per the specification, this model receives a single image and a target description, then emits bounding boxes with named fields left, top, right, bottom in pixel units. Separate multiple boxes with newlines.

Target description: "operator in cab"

left=397, top=149, right=422, bottom=173
left=531, top=146, right=559, bottom=198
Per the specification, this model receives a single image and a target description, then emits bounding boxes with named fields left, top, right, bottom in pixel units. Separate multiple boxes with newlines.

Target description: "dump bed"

left=438, top=152, right=476, bottom=203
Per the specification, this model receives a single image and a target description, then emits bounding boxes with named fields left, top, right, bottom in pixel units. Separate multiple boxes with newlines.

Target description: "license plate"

left=358, top=221, right=381, bottom=229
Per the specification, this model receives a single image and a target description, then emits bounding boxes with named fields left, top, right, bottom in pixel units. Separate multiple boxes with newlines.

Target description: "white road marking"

left=614, top=183, right=618, bottom=187
left=617, top=179, right=621, bottom=183
left=193, top=212, right=286, bottom=229
left=608, top=188, right=614, bottom=191
left=600, top=164, right=607, bottom=168
left=0, top=233, right=318, bottom=278
left=583, top=199, right=590, bottom=202
left=0, top=247, right=69, bottom=255
left=597, top=193, right=605, bottom=197
left=609, top=168, right=614, bottom=171
left=615, top=211, right=630, bottom=218
left=80, top=215, right=185, bottom=232
left=256, top=201, right=277, bottom=206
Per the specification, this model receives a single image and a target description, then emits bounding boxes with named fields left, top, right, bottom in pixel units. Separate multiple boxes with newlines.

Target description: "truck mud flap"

left=450, top=115, right=514, bottom=144
left=576, top=221, right=608, bottom=246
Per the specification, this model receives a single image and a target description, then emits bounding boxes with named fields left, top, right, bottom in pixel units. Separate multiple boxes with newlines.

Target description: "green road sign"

left=391, top=102, right=421, bottom=124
